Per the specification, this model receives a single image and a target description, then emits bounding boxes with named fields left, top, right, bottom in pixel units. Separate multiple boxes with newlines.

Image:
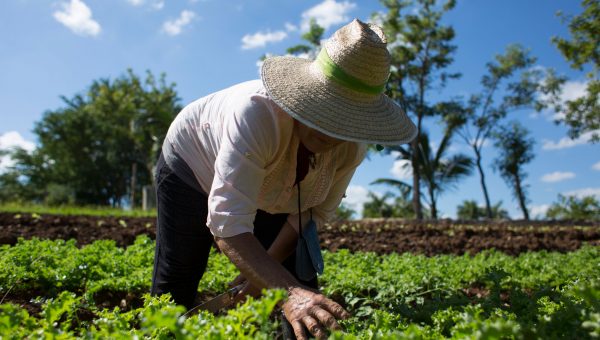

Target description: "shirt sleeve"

left=287, top=143, right=368, bottom=231
left=207, top=96, right=282, bottom=238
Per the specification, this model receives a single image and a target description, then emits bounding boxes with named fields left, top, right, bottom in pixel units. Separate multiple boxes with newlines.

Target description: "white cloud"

left=592, top=161, right=600, bottom=171
left=151, top=1, right=164, bottom=10
left=126, top=0, right=164, bottom=10
left=390, top=158, right=412, bottom=180
left=550, top=80, right=588, bottom=121
left=241, top=30, right=287, bottom=50
left=285, top=22, right=298, bottom=32
left=530, top=204, right=550, bottom=219
left=162, top=10, right=196, bottom=36
left=53, top=0, right=101, bottom=37
left=533, top=77, right=589, bottom=121
left=0, top=131, right=35, bottom=152
left=468, top=138, right=490, bottom=149
left=0, top=131, right=36, bottom=172
left=541, top=171, right=575, bottom=183
left=542, top=130, right=600, bottom=150
left=564, top=187, right=600, bottom=199
left=301, top=0, right=356, bottom=31
left=341, top=185, right=370, bottom=218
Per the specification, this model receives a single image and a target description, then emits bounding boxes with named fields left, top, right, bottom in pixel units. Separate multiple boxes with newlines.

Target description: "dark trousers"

left=151, top=154, right=317, bottom=310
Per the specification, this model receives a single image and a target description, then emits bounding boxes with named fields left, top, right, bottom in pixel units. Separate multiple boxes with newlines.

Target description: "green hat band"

left=315, top=48, right=387, bottom=95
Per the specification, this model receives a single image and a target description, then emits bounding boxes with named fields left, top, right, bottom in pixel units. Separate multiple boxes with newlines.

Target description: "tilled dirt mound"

left=0, top=212, right=156, bottom=247
left=321, top=219, right=600, bottom=256
left=1, top=212, right=598, bottom=255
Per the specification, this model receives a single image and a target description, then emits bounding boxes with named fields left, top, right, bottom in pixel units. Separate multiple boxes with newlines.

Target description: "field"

left=1, top=211, right=599, bottom=339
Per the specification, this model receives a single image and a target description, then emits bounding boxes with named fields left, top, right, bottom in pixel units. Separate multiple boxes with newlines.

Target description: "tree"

left=390, top=195, right=416, bottom=218
left=441, top=44, right=544, bottom=218
left=362, top=192, right=414, bottom=218
left=370, top=177, right=414, bottom=218
left=11, top=69, right=181, bottom=206
left=286, top=18, right=324, bottom=57
left=551, top=0, right=600, bottom=142
left=375, top=126, right=472, bottom=219
left=370, top=178, right=412, bottom=201
left=546, top=194, right=600, bottom=220
left=492, top=122, right=535, bottom=220
left=376, top=0, right=460, bottom=219
left=417, top=129, right=473, bottom=219
left=362, top=191, right=397, bottom=218
left=335, top=203, right=356, bottom=221
left=456, top=200, right=509, bottom=220
left=456, top=200, right=481, bottom=220
left=128, top=71, right=182, bottom=207
left=0, top=171, right=23, bottom=203
left=270, top=17, right=324, bottom=67
left=0, top=147, right=57, bottom=204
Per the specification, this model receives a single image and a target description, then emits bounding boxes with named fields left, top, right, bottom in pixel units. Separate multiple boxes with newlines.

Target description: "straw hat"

left=261, top=19, right=417, bottom=145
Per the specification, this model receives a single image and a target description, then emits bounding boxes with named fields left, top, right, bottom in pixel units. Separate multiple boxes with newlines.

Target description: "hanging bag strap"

left=298, top=182, right=303, bottom=238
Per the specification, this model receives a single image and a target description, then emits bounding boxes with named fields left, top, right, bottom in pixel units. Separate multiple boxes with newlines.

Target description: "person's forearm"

left=267, top=221, right=298, bottom=263
left=215, top=232, right=300, bottom=291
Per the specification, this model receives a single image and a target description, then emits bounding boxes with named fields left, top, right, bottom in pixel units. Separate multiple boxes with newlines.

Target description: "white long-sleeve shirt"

left=163, top=80, right=367, bottom=238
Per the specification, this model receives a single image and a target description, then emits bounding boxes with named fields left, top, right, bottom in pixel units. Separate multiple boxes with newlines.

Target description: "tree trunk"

left=412, top=74, right=426, bottom=220
left=130, top=162, right=137, bottom=209
left=429, top=185, right=437, bottom=219
left=514, top=174, right=529, bottom=220
left=147, top=162, right=156, bottom=186
left=411, top=137, right=423, bottom=220
left=474, top=148, right=493, bottom=219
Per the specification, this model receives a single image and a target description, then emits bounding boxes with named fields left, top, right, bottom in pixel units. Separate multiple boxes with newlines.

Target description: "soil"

left=1, top=212, right=598, bottom=256
left=1, top=212, right=598, bottom=320
left=320, top=218, right=600, bottom=256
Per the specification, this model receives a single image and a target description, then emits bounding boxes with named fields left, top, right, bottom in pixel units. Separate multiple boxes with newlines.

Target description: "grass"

left=0, top=202, right=156, bottom=217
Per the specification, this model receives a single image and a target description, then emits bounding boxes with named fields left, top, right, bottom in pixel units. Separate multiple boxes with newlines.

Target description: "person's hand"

left=228, top=274, right=261, bottom=304
left=228, top=273, right=246, bottom=288
left=282, top=287, right=350, bottom=340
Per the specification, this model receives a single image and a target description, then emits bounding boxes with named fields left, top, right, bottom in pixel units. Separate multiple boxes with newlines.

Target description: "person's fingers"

left=310, top=306, right=341, bottom=330
left=302, top=315, right=327, bottom=339
left=321, top=298, right=351, bottom=319
left=248, top=284, right=262, bottom=298
left=232, top=281, right=251, bottom=304
left=228, top=274, right=245, bottom=287
left=291, top=320, right=308, bottom=340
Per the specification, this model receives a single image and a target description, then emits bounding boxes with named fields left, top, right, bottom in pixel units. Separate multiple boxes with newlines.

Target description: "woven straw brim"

left=261, top=56, right=417, bottom=145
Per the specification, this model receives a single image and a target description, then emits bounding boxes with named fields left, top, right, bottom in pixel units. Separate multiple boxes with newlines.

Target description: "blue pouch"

left=296, top=217, right=324, bottom=281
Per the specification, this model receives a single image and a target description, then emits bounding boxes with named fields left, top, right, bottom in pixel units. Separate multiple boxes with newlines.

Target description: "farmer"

left=151, top=19, right=416, bottom=339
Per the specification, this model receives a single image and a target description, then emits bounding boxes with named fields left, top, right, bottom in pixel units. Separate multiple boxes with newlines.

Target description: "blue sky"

left=0, top=0, right=598, bottom=218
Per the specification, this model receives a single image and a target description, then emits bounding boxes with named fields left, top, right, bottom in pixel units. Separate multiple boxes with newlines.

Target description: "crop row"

left=0, top=236, right=599, bottom=339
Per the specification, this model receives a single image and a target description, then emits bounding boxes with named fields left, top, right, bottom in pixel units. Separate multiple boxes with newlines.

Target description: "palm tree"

left=362, top=191, right=396, bottom=218
left=375, top=128, right=473, bottom=219
left=456, top=200, right=482, bottom=220
left=370, top=177, right=414, bottom=218
left=457, top=200, right=510, bottom=220
left=419, top=132, right=474, bottom=219
left=370, top=178, right=411, bottom=199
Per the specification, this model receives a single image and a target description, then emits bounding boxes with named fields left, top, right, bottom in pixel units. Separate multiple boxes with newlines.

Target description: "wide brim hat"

left=261, top=19, right=417, bottom=145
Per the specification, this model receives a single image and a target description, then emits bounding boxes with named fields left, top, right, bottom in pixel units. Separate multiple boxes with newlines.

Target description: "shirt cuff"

left=207, top=211, right=255, bottom=238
